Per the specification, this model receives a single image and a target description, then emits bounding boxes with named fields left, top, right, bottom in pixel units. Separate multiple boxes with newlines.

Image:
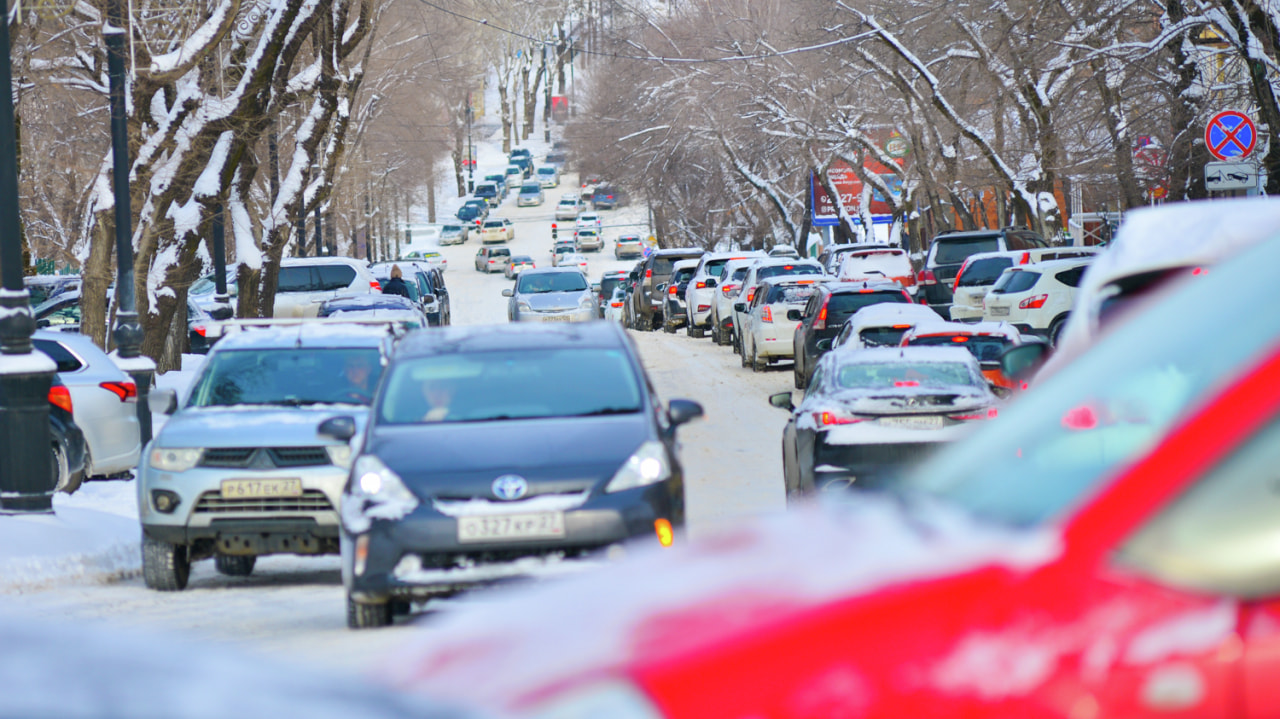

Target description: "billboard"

left=811, top=159, right=903, bottom=226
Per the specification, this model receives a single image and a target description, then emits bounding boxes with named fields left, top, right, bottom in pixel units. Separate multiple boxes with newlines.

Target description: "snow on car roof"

left=395, top=322, right=625, bottom=356
left=758, top=273, right=826, bottom=288
left=841, top=302, right=940, bottom=331
left=1020, top=256, right=1096, bottom=272
left=382, top=497, right=1057, bottom=713
left=212, top=322, right=396, bottom=351
left=280, top=256, right=367, bottom=268
left=834, top=344, right=979, bottom=364
left=904, top=320, right=1021, bottom=340
left=672, top=259, right=701, bottom=270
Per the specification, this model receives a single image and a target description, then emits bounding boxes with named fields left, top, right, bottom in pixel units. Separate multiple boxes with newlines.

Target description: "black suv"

left=791, top=281, right=913, bottom=389
left=629, top=248, right=705, bottom=331
left=918, top=228, right=1048, bottom=315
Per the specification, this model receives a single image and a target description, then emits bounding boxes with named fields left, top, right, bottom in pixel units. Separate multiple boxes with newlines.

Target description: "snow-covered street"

left=0, top=170, right=791, bottom=677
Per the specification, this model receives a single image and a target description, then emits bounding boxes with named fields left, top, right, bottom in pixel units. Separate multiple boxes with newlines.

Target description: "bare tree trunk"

left=499, top=81, right=512, bottom=154
left=79, top=215, right=114, bottom=347
left=427, top=172, right=436, bottom=222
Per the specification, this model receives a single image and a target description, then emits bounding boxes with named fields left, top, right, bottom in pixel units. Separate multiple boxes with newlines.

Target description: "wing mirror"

left=317, top=415, right=357, bottom=442
left=768, top=392, right=795, bottom=411
left=501, top=289, right=513, bottom=297
left=704, top=278, right=717, bottom=288
left=667, top=399, right=704, bottom=427
left=1000, top=340, right=1050, bottom=383
left=592, top=283, right=602, bottom=293
left=989, top=383, right=1014, bottom=400
left=734, top=302, right=746, bottom=313
left=786, top=309, right=803, bottom=322
left=149, top=387, right=178, bottom=415
left=816, top=338, right=833, bottom=352
left=421, top=293, right=436, bottom=304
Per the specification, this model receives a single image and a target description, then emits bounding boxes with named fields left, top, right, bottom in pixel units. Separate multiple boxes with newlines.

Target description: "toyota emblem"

left=492, top=475, right=528, bottom=501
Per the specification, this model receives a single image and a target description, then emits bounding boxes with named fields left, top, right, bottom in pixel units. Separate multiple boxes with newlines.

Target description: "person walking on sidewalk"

left=382, top=265, right=412, bottom=299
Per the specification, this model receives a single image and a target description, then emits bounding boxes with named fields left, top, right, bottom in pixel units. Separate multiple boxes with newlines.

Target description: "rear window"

left=990, top=269, right=1041, bottom=294
left=652, top=255, right=701, bottom=277
left=476, top=184, right=496, bottom=195
left=672, top=268, right=696, bottom=285
left=1055, top=266, right=1087, bottom=288
left=491, top=248, right=511, bottom=257
left=933, top=236, right=1000, bottom=265
left=442, top=224, right=462, bottom=232
left=318, top=265, right=356, bottom=291
left=828, top=290, right=910, bottom=322
left=730, top=267, right=750, bottom=281
left=906, top=334, right=1014, bottom=363
left=34, top=339, right=83, bottom=373
left=859, top=326, right=913, bottom=347
left=758, top=263, right=821, bottom=280
left=766, top=285, right=816, bottom=303
left=484, top=221, right=503, bottom=228
left=837, top=361, right=977, bottom=390
left=958, top=257, right=1015, bottom=287
left=600, top=276, right=624, bottom=296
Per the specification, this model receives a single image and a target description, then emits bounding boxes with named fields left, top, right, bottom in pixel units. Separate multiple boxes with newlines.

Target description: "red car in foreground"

left=390, top=208, right=1280, bottom=719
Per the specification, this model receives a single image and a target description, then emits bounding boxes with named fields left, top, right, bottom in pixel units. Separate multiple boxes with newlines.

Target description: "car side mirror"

left=502, top=289, right=513, bottom=297
left=317, top=415, right=357, bottom=442
left=36, top=318, right=50, bottom=328
left=768, top=392, right=794, bottom=411
left=592, top=283, right=601, bottom=293
left=1000, top=342, right=1050, bottom=383
left=149, top=387, right=178, bottom=415
left=734, top=302, right=746, bottom=312
left=704, top=278, right=717, bottom=288
left=667, top=399, right=704, bottom=427
left=209, top=304, right=234, bottom=321
left=989, top=383, right=1013, bottom=400
left=421, top=293, right=437, bottom=304
left=786, top=309, right=802, bottom=322
left=816, top=338, right=833, bottom=352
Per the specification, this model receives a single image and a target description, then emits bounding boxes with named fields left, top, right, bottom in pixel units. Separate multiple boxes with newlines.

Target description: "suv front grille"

left=193, top=490, right=334, bottom=514
left=199, top=447, right=330, bottom=469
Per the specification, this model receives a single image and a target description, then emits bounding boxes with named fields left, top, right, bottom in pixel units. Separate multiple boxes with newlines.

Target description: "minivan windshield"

left=378, top=348, right=642, bottom=424
left=900, top=233, right=1280, bottom=528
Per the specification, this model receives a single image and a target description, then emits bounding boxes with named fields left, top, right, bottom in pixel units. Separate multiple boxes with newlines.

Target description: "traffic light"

left=551, top=223, right=558, bottom=240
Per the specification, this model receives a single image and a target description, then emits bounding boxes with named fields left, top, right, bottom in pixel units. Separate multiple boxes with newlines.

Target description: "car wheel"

left=751, top=345, right=767, bottom=372
left=710, top=321, right=721, bottom=344
left=663, top=319, right=676, bottom=334
left=740, top=337, right=751, bottom=367
left=215, top=553, right=256, bottom=577
left=347, top=594, right=392, bottom=629
left=142, top=535, right=190, bottom=591
left=1049, top=316, right=1067, bottom=347
left=51, top=442, right=80, bottom=494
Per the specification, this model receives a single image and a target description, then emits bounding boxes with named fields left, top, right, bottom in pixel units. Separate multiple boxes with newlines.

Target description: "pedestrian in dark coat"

left=382, top=264, right=412, bottom=299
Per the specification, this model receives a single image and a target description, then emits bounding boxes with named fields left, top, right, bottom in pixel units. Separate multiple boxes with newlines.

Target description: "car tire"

left=51, top=442, right=80, bottom=494
left=751, top=345, right=767, bottom=372
left=663, top=319, right=676, bottom=334
left=741, top=338, right=751, bottom=368
left=1049, top=316, right=1067, bottom=347
left=142, top=535, right=190, bottom=591
left=215, top=553, right=256, bottom=577
left=688, top=324, right=704, bottom=339
left=710, top=321, right=721, bottom=344
left=347, top=595, right=392, bottom=629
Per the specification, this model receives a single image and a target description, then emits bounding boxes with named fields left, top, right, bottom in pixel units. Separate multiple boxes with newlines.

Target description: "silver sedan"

left=503, top=267, right=598, bottom=322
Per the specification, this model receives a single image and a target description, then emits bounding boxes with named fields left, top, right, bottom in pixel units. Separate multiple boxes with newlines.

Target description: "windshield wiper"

left=573, top=407, right=639, bottom=417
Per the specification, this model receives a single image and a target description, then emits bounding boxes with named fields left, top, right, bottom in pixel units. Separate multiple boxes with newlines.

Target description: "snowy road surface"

left=2, top=168, right=789, bottom=676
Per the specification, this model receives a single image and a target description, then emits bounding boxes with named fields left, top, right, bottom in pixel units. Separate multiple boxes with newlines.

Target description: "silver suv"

left=137, top=320, right=398, bottom=591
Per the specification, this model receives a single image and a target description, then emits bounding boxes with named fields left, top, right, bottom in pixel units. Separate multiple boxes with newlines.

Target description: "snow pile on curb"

left=0, top=480, right=140, bottom=593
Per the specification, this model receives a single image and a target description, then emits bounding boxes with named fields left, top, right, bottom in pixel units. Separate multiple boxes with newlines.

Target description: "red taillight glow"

left=894, top=380, right=920, bottom=387
left=746, top=288, right=756, bottom=303
left=48, top=385, right=73, bottom=413
left=1019, top=252, right=1031, bottom=264
left=1192, top=266, right=1208, bottom=276
left=951, top=407, right=999, bottom=421
left=815, top=411, right=861, bottom=426
left=952, top=259, right=971, bottom=292
left=645, top=269, right=652, bottom=279
left=370, top=281, right=382, bottom=291
left=721, top=283, right=740, bottom=297
left=951, top=335, right=969, bottom=343
left=695, top=282, right=705, bottom=289
left=917, top=269, right=937, bottom=285
left=193, top=325, right=207, bottom=337
left=611, top=301, right=623, bottom=308
left=783, top=265, right=794, bottom=270
left=668, top=285, right=677, bottom=296
left=100, top=381, right=137, bottom=401
left=761, top=307, right=773, bottom=323
left=814, top=303, right=828, bottom=330
left=1019, top=294, right=1048, bottom=309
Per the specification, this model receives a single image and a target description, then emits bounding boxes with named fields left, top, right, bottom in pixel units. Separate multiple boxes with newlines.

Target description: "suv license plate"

left=458, top=512, right=566, bottom=543
left=220, top=478, right=303, bottom=499
left=879, top=416, right=944, bottom=430
left=988, top=305, right=1010, bottom=316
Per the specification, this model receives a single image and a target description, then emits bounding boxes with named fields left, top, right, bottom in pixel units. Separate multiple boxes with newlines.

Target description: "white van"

left=273, top=257, right=379, bottom=318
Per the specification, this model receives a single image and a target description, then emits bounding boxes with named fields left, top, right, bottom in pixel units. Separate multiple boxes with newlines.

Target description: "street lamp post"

left=466, top=93, right=474, bottom=193
left=543, top=40, right=552, bottom=142
left=106, top=0, right=154, bottom=445
left=0, top=0, right=55, bottom=512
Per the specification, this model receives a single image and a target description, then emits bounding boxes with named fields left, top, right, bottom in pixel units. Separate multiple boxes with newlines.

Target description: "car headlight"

left=340, top=455, right=420, bottom=533
left=605, top=441, right=671, bottom=493
left=579, top=296, right=595, bottom=309
left=325, top=444, right=353, bottom=469
left=150, top=447, right=202, bottom=472
left=528, top=680, right=662, bottom=719
left=518, top=301, right=533, bottom=312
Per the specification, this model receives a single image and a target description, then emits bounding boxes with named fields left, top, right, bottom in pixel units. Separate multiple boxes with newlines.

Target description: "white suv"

left=709, top=257, right=762, bottom=346
left=981, top=257, right=1093, bottom=345
left=682, top=251, right=764, bottom=339
left=949, top=248, right=1098, bottom=322
left=730, top=258, right=824, bottom=356
left=738, top=276, right=823, bottom=371
left=273, top=257, right=379, bottom=318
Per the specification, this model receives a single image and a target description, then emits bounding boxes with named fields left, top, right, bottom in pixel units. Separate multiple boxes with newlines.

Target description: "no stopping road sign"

left=1205, top=110, right=1257, bottom=161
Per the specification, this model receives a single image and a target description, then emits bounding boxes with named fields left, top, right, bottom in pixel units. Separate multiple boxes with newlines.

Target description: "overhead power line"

left=412, top=0, right=875, bottom=64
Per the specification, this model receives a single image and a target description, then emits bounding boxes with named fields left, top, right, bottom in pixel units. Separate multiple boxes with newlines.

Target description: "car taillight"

left=917, top=269, right=937, bottom=285
left=814, top=302, right=828, bottom=330
left=813, top=410, right=862, bottom=426
left=645, top=269, right=652, bottom=279
left=721, top=283, right=739, bottom=297
left=193, top=325, right=207, bottom=337
left=697, top=304, right=710, bottom=311
left=1019, top=252, right=1031, bottom=264
left=761, top=306, right=773, bottom=323
left=1019, top=294, right=1048, bottom=309
left=48, top=385, right=73, bottom=413
left=695, top=281, right=705, bottom=289
left=950, top=407, right=999, bottom=421
left=746, top=288, right=756, bottom=303
left=611, top=301, right=624, bottom=307
left=952, top=259, right=971, bottom=293
left=668, top=285, right=677, bottom=296
left=370, top=281, right=381, bottom=291
left=100, top=381, right=137, bottom=401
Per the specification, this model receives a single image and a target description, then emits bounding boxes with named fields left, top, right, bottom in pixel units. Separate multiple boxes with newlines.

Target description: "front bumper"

left=346, top=483, right=677, bottom=600
left=138, top=461, right=347, bottom=555
left=512, top=307, right=597, bottom=323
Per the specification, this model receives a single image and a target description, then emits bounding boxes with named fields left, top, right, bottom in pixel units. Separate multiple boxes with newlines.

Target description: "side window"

left=1055, top=267, right=1086, bottom=288
left=1117, top=415, right=1280, bottom=598
left=319, top=265, right=357, bottom=291
left=33, top=339, right=83, bottom=372
left=803, top=293, right=820, bottom=319
left=1005, top=234, right=1027, bottom=251
left=277, top=267, right=314, bottom=293
left=809, top=363, right=825, bottom=390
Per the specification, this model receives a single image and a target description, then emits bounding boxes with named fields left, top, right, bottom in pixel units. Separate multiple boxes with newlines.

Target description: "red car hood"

left=383, top=498, right=1058, bottom=713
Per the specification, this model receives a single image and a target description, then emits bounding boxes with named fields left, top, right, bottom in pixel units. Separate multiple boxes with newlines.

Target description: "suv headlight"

left=325, top=444, right=353, bottom=469
left=579, top=296, right=595, bottom=309
left=528, top=680, right=662, bottom=719
left=340, top=455, right=420, bottom=533
left=150, top=447, right=202, bottom=472
left=605, top=441, right=671, bottom=493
